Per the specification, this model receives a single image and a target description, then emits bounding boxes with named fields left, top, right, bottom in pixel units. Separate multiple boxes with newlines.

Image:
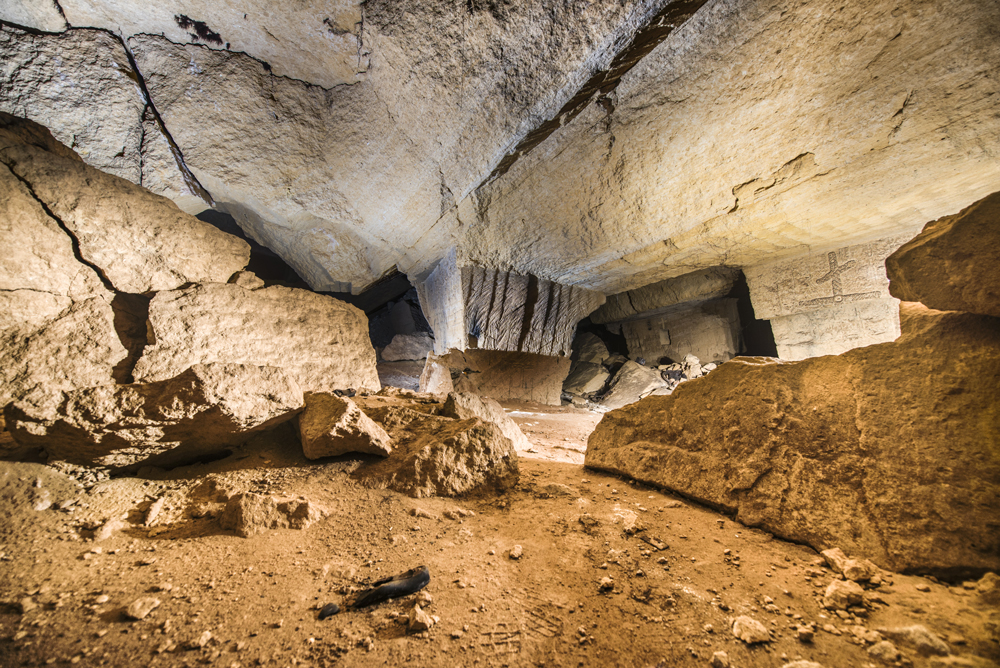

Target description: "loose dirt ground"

left=1, top=402, right=997, bottom=668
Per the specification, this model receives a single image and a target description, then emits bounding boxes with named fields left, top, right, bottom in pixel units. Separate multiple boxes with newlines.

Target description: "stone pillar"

left=745, top=235, right=915, bottom=360
left=415, top=250, right=605, bottom=357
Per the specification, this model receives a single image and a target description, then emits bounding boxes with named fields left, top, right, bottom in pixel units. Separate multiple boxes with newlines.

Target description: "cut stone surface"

left=441, top=392, right=531, bottom=453
left=382, top=333, right=435, bottom=362
left=745, top=236, right=911, bottom=320
left=592, top=267, right=741, bottom=324
left=298, top=393, right=392, bottom=460
left=599, top=361, right=668, bottom=411
left=353, top=418, right=519, bottom=499
left=622, top=298, right=740, bottom=365
left=5, top=363, right=303, bottom=470
left=571, top=332, right=610, bottom=365
left=563, top=362, right=610, bottom=396
left=420, top=350, right=571, bottom=406
left=0, top=141, right=249, bottom=295
left=886, top=190, right=1000, bottom=318
left=585, top=305, right=1000, bottom=576
left=134, top=283, right=380, bottom=394
left=220, top=492, right=326, bottom=538
left=417, top=254, right=605, bottom=356
left=768, top=298, right=901, bottom=361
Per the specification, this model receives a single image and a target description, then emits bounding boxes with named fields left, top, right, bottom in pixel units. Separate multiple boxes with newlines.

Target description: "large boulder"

left=1, top=298, right=126, bottom=409
left=570, top=332, right=610, bottom=364
left=382, top=333, right=434, bottom=361
left=5, top=363, right=303, bottom=470
left=886, top=191, right=1000, bottom=318
left=599, top=361, right=668, bottom=410
left=441, top=392, right=532, bottom=452
left=353, top=418, right=519, bottom=498
left=585, top=304, right=1000, bottom=577
left=298, top=393, right=392, bottom=459
left=0, top=128, right=249, bottom=294
left=133, top=283, right=380, bottom=393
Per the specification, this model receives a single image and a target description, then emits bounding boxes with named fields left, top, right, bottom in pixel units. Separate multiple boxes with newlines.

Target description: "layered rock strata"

left=886, top=191, right=1000, bottom=318
left=586, top=305, right=1000, bottom=576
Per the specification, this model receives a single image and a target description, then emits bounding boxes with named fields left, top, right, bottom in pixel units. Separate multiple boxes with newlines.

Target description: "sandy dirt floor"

left=1, top=402, right=997, bottom=668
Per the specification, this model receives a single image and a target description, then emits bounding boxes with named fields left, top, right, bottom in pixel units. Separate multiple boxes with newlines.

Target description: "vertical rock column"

left=744, top=235, right=917, bottom=360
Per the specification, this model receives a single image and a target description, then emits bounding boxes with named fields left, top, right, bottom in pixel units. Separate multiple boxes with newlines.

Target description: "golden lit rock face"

left=586, top=304, right=1000, bottom=577
left=887, top=191, right=1000, bottom=319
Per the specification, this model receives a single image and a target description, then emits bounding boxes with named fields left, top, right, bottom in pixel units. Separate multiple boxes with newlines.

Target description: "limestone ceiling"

left=1, top=0, right=998, bottom=296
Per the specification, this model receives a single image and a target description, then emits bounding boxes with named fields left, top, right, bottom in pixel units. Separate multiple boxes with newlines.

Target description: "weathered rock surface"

left=732, top=616, right=771, bottom=644
left=746, top=236, right=911, bottom=360
left=441, top=392, right=531, bottom=453
left=420, top=350, right=571, bottom=406
left=5, top=363, right=303, bottom=469
left=563, top=362, right=610, bottom=396
left=585, top=305, right=1000, bottom=576
left=877, top=626, right=950, bottom=657
left=1, top=297, right=126, bottom=409
left=382, top=333, right=434, bottom=362
left=822, top=580, right=865, bottom=610
left=353, top=417, right=518, bottom=498
left=886, top=191, right=1000, bottom=318
left=822, top=548, right=879, bottom=582
left=0, top=140, right=249, bottom=294
left=599, top=361, right=668, bottom=410
left=298, top=393, right=392, bottom=460
left=134, top=283, right=380, bottom=394
left=220, top=492, right=326, bottom=538
left=463, top=0, right=1000, bottom=295
left=592, top=267, right=740, bottom=324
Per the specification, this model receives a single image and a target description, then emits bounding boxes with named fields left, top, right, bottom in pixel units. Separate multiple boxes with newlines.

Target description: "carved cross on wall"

left=798, top=250, right=882, bottom=308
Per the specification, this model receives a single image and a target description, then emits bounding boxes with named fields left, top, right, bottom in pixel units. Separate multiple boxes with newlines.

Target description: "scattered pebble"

left=732, top=616, right=771, bottom=644
left=509, top=545, right=523, bottom=560
left=125, top=597, right=160, bottom=621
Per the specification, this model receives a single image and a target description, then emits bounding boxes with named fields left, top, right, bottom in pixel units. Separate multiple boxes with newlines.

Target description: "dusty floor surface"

left=1, top=403, right=998, bottom=668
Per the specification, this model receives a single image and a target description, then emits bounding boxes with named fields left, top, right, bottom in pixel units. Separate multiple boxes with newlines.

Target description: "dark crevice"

left=174, top=14, right=224, bottom=46
left=115, top=34, right=215, bottom=207
left=50, top=0, right=70, bottom=30
left=2, top=162, right=115, bottom=292
left=110, top=293, right=152, bottom=384
left=482, top=0, right=707, bottom=186
left=517, top=274, right=540, bottom=352
left=727, top=271, right=778, bottom=357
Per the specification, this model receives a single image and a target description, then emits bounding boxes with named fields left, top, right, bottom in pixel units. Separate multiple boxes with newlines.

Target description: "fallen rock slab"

left=441, top=392, right=531, bottom=452
left=599, top=361, right=668, bottom=410
left=382, top=333, right=434, bottom=361
left=6, top=363, right=303, bottom=470
left=133, top=283, right=380, bottom=394
left=877, top=625, right=950, bottom=657
left=823, top=579, right=865, bottom=610
left=298, top=393, right=392, bottom=459
left=353, top=418, right=519, bottom=498
left=887, top=190, right=1000, bottom=317
left=125, top=597, right=160, bottom=621
left=822, top=548, right=879, bottom=582
left=563, top=362, right=610, bottom=396
left=585, top=305, right=1000, bottom=576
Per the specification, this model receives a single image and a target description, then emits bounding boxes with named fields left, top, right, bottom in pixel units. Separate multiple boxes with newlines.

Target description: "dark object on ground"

left=352, top=565, right=430, bottom=608
left=333, top=388, right=357, bottom=397
left=318, top=602, right=340, bottom=619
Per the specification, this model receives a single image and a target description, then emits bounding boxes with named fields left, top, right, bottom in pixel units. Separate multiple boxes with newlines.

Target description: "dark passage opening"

left=727, top=271, right=778, bottom=357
